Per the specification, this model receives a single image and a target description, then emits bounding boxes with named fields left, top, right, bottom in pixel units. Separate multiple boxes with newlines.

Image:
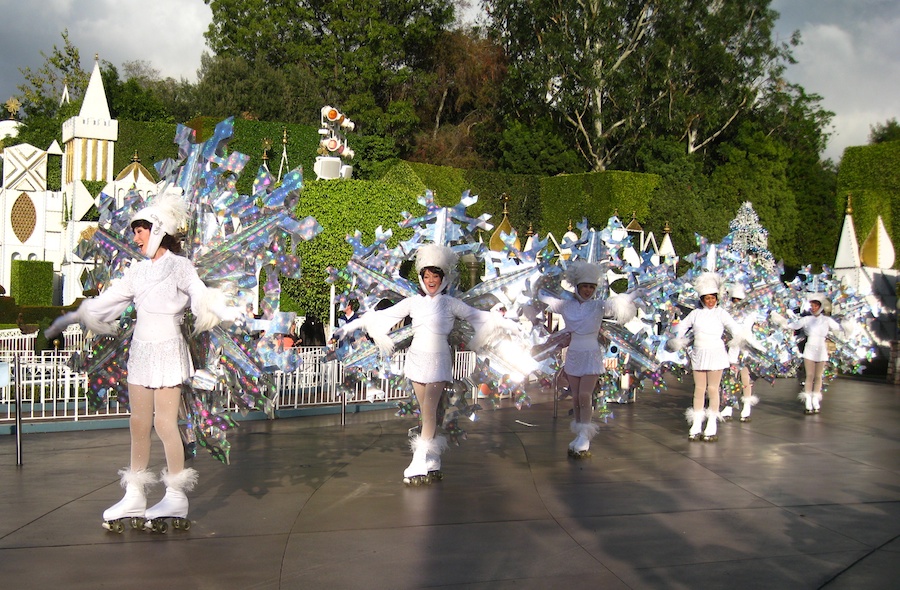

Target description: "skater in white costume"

left=334, top=244, right=498, bottom=484
left=538, top=261, right=638, bottom=458
left=783, top=294, right=842, bottom=415
left=725, top=284, right=760, bottom=422
left=46, top=192, right=239, bottom=531
left=668, top=273, right=755, bottom=442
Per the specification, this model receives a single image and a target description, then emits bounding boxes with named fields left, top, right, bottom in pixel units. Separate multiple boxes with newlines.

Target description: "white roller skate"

left=425, top=435, right=448, bottom=482
left=102, top=468, right=156, bottom=533
left=403, top=436, right=434, bottom=486
left=799, top=391, right=814, bottom=414
left=811, top=392, right=822, bottom=414
left=568, top=421, right=599, bottom=459
left=686, top=408, right=705, bottom=442
left=720, top=405, right=733, bottom=422
left=703, top=410, right=721, bottom=442
left=144, top=468, right=198, bottom=533
left=740, top=395, right=759, bottom=422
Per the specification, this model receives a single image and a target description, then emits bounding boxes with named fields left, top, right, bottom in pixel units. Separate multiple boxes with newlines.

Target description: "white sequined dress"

left=79, top=251, right=218, bottom=388
left=676, top=306, right=741, bottom=371
left=788, top=313, right=841, bottom=363
left=345, top=294, right=490, bottom=383
left=540, top=295, right=618, bottom=377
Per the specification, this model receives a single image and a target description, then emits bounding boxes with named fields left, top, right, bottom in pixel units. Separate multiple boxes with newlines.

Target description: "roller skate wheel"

left=148, top=519, right=168, bottom=534
left=130, top=517, right=144, bottom=529
left=739, top=417, right=750, bottom=423
left=427, top=470, right=443, bottom=481
left=702, top=435, right=718, bottom=442
left=103, top=520, right=125, bottom=534
left=688, top=434, right=702, bottom=442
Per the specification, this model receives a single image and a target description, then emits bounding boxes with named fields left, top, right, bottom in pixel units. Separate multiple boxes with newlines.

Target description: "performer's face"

left=810, top=301, right=822, bottom=315
left=701, top=294, right=718, bottom=308
left=422, top=269, right=443, bottom=295
left=577, top=283, right=597, bottom=300
left=133, top=225, right=151, bottom=255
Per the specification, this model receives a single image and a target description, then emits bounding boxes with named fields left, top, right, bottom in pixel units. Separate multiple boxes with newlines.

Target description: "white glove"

left=331, top=326, right=346, bottom=342
left=666, top=336, right=687, bottom=352
left=769, top=311, right=788, bottom=328
left=44, top=311, right=81, bottom=340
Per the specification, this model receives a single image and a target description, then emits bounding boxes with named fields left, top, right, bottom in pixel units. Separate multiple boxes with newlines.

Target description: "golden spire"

left=489, top=193, right=520, bottom=251
left=846, top=193, right=853, bottom=215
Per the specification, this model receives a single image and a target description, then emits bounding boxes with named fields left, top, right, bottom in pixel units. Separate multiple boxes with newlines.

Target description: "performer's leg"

left=415, top=381, right=444, bottom=441
left=693, top=371, right=708, bottom=413
left=145, top=386, right=198, bottom=525
left=567, top=373, right=582, bottom=422
left=706, top=370, right=723, bottom=414
left=405, top=382, right=445, bottom=483
left=103, top=385, right=155, bottom=526
left=128, top=384, right=154, bottom=470
left=703, top=370, right=723, bottom=441
left=810, top=361, right=825, bottom=412
left=803, top=358, right=816, bottom=393
left=569, top=373, right=599, bottom=456
left=153, top=387, right=185, bottom=475
left=686, top=371, right=708, bottom=440
left=739, top=367, right=757, bottom=421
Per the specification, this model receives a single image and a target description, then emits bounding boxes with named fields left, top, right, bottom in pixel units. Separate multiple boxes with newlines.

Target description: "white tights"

left=127, top=384, right=184, bottom=475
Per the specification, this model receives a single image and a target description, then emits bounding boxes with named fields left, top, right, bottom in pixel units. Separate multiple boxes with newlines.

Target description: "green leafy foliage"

left=11, top=260, right=54, bottom=306
left=837, top=141, right=900, bottom=267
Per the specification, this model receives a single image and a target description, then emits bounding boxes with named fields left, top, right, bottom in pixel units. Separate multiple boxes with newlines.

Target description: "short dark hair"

left=419, top=266, right=445, bottom=279
left=130, top=219, right=182, bottom=254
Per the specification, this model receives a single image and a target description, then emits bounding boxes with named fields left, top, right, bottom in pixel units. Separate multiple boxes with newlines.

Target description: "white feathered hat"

left=729, top=283, right=746, bottom=300
left=131, top=187, right=190, bottom=257
left=564, top=260, right=602, bottom=287
left=694, top=272, right=723, bottom=298
left=807, top=292, right=832, bottom=315
left=415, top=244, right=458, bottom=294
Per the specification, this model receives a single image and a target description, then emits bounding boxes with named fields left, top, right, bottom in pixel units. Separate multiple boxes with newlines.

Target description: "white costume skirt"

left=803, top=343, right=830, bottom=363
left=127, top=336, right=193, bottom=388
left=404, top=349, right=453, bottom=383
left=689, top=345, right=730, bottom=371
left=564, top=349, right=604, bottom=377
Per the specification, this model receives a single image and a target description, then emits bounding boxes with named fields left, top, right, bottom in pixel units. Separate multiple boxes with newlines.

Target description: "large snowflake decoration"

left=327, top=190, right=547, bottom=439
left=787, top=265, right=879, bottom=381
left=70, top=117, right=321, bottom=463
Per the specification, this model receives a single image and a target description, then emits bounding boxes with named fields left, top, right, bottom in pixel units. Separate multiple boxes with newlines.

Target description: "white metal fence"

left=1, top=328, right=478, bottom=427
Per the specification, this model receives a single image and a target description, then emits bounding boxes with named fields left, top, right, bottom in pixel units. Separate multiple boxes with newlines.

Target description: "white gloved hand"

left=44, top=311, right=81, bottom=340
left=769, top=311, right=788, bottom=328
left=666, top=336, right=687, bottom=352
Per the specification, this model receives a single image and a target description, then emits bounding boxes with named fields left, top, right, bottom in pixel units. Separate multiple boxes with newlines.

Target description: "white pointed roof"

left=80, top=56, right=111, bottom=120
left=834, top=199, right=861, bottom=269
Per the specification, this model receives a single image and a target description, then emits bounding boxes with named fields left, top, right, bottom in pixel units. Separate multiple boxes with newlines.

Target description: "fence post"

left=14, top=353, right=24, bottom=465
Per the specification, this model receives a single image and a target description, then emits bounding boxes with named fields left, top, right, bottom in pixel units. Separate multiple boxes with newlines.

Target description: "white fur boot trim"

left=740, top=395, right=759, bottom=419
left=425, top=435, right=448, bottom=472
left=812, top=392, right=822, bottom=411
left=572, top=421, right=599, bottom=453
left=703, top=411, right=721, bottom=439
left=686, top=408, right=705, bottom=437
left=799, top=391, right=813, bottom=411
left=404, top=435, right=434, bottom=478
left=145, top=468, right=198, bottom=521
left=102, top=468, right=156, bottom=521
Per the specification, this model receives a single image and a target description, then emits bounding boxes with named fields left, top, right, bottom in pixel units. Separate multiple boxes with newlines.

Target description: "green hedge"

left=836, top=142, right=900, bottom=268
left=11, top=260, right=54, bottom=306
left=540, top=171, right=660, bottom=236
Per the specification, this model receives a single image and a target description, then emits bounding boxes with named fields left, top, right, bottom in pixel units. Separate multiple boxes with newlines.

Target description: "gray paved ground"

left=1, top=374, right=898, bottom=589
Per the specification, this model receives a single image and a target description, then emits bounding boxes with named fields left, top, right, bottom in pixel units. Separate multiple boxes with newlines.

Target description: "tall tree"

left=487, top=0, right=793, bottom=171
left=13, top=30, right=87, bottom=149
left=869, top=118, right=900, bottom=144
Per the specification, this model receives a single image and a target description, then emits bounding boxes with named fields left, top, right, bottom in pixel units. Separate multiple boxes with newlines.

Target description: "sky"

left=0, top=0, right=898, bottom=163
